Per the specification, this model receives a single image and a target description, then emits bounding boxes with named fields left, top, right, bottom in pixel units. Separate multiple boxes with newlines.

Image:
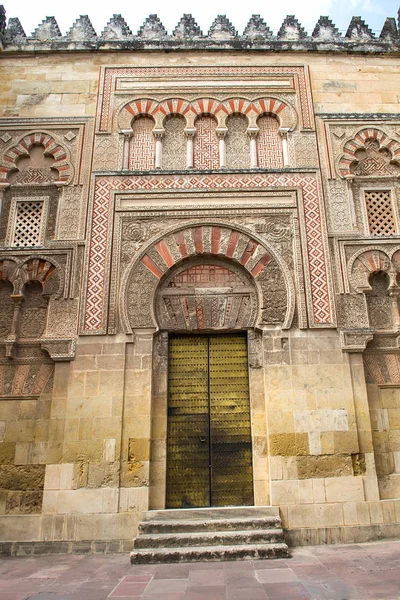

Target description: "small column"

left=184, top=129, right=195, bottom=169
left=0, top=183, right=10, bottom=219
left=5, top=294, right=23, bottom=358
left=153, top=130, right=164, bottom=170
left=279, top=128, right=290, bottom=167
left=247, top=129, right=259, bottom=169
left=216, top=128, right=227, bottom=169
left=121, top=129, right=132, bottom=171
left=346, top=177, right=357, bottom=230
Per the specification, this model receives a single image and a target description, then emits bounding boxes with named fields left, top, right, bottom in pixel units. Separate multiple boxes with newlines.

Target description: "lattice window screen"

left=365, top=190, right=397, bottom=236
left=13, top=201, right=43, bottom=247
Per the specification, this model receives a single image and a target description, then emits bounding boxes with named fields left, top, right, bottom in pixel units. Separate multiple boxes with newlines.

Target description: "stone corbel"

left=339, top=328, right=374, bottom=353
left=41, top=338, right=76, bottom=361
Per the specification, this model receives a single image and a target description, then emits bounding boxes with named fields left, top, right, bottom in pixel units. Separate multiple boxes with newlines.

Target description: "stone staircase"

left=130, top=506, right=289, bottom=564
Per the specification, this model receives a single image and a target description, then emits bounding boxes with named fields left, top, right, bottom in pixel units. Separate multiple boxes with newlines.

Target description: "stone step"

left=139, top=516, right=281, bottom=535
left=131, top=542, right=289, bottom=564
left=134, top=528, right=285, bottom=549
left=141, top=506, right=280, bottom=521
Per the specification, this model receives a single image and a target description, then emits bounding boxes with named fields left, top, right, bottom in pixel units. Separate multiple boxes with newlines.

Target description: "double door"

left=166, top=334, right=254, bottom=508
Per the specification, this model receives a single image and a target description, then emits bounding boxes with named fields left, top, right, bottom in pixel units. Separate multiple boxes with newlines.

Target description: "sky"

left=2, top=0, right=399, bottom=37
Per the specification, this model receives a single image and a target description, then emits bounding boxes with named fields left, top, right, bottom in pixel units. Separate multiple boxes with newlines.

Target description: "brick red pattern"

left=257, top=116, right=283, bottom=169
left=98, top=66, right=313, bottom=132
left=141, top=227, right=270, bottom=280
left=83, top=172, right=331, bottom=332
left=193, top=116, right=219, bottom=170
left=129, top=117, right=155, bottom=170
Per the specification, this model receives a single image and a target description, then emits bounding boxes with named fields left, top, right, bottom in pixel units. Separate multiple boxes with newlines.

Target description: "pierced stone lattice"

left=13, top=201, right=43, bottom=247
left=257, top=116, right=283, bottom=169
left=226, top=115, right=250, bottom=169
left=193, top=116, right=219, bottom=170
left=162, top=116, right=186, bottom=170
left=129, top=117, right=155, bottom=170
left=365, top=190, right=396, bottom=236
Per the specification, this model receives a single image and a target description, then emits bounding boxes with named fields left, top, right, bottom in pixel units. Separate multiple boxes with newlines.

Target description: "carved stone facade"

left=1, top=5, right=400, bottom=551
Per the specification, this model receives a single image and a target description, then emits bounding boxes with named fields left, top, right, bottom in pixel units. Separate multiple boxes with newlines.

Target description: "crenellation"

left=1, top=7, right=399, bottom=52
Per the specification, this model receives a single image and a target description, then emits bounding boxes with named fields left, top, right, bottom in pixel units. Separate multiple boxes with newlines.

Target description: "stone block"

left=314, top=503, right=344, bottom=527
left=87, top=462, right=119, bottom=488
left=0, top=442, right=16, bottom=465
left=287, top=503, right=316, bottom=528
left=312, top=479, right=326, bottom=503
left=103, top=439, right=116, bottom=462
left=356, top=502, right=371, bottom=525
left=118, top=486, right=148, bottom=513
left=368, top=501, right=384, bottom=524
left=57, top=489, right=103, bottom=514
left=298, top=479, right=313, bottom=503
left=325, top=476, right=364, bottom=503
left=271, top=480, right=298, bottom=505
left=343, top=502, right=358, bottom=525
left=297, top=455, right=353, bottom=479
left=44, top=464, right=61, bottom=490
left=269, top=433, right=309, bottom=456
left=269, top=456, right=283, bottom=480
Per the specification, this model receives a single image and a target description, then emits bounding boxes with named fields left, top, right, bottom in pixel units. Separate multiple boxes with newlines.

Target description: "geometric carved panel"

left=257, top=116, right=283, bottom=169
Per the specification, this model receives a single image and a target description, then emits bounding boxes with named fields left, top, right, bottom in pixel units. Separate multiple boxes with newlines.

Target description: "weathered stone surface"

left=131, top=507, right=288, bottom=563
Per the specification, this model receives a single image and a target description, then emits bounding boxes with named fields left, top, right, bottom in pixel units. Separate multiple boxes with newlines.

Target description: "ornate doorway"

left=166, top=333, right=254, bottom=508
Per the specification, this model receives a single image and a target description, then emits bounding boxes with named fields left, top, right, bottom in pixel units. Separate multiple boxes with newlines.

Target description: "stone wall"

left=1, top=5, right=400, bottom=550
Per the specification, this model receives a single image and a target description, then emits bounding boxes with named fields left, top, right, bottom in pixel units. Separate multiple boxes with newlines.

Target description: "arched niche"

left=155, top=257, right=258, bottom=331
left=119, top=222, right=294, bottom=333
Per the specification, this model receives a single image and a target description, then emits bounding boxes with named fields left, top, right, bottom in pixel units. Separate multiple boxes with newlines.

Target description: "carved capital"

left=121, top=129, right=132, bottom=139
left=339, top=328, right=374, bottom=353
left=4, top=338, right=17, bottom=359
left=216, top=128, right=228, bottom=139
left=41, top=338, right=76, bottom=361
left=184, top=128, right=196, bottom=139
left=279, top=127, right=290, bottom=138
left=153, top=129, right=165, bottom=140
left=247, top=127, right=259, bottom=139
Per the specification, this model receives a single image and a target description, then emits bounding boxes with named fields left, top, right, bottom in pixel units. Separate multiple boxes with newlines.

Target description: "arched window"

left=129, top=117, right=155, bottom=170
left=162, top=115, right=186, bottom=170
left=367, top=271, right=393, bottom=330
left=20, top=281, right=49, bottom=339
left=226, top=115, right=250, bottom=169
left=257, top=115, right=283, bottom=169
left=193, top=116, right=219, bottom=170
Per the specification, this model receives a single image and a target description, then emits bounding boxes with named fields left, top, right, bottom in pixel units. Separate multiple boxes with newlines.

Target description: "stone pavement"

left=0, top=541, right=399, bottom=600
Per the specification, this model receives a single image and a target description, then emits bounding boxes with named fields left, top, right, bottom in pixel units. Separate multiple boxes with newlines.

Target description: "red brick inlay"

left=174, top=232, right=188, bottom=258
left=251, top=254, right=271, bottom=277
left=240, top=240, right=258, bottom=266
left=226, top=231, right=240, bottom=258
left=193, top=227, right=203, bottom=254
left=211, top=227, right=221, bottom=255
left=141, top=255, right=163, bottom=279
left=155, top=240, right=175, bottom=268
